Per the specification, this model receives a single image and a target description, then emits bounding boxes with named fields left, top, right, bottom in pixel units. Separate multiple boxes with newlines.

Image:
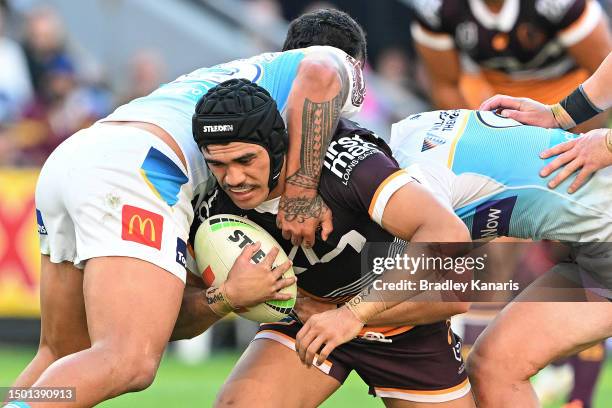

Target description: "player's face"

left=204, top=142, right=270, bottom=209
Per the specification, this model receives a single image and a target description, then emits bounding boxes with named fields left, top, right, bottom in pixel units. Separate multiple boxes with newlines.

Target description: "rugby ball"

left=194, top=214, right=296, bottom=322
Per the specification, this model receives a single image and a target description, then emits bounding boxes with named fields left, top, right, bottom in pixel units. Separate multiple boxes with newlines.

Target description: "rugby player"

left=298, top=109, right=612, bottom=408
left=410, top=0, right=611, bottom=132
left=186, top=79, right=475, bottom=407
left=9, top=9, right=368, bottom=408
left=481, top=51, right=612, bottom=193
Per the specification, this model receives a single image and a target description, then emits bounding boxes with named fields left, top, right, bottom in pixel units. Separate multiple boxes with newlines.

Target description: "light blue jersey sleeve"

left=391, top=110, right=612, bottom=242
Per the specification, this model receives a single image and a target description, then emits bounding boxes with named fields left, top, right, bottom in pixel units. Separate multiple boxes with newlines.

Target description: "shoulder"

left=410, top=0, right=462, bottom=32
left=534, top=0, right=594, bottom=28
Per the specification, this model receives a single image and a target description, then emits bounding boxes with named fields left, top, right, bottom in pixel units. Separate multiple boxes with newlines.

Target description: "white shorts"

left=35, top=124, right=194, bottom=282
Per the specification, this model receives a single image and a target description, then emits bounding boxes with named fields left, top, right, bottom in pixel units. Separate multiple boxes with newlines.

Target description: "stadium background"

left=0, top=0, right=610, bottom=406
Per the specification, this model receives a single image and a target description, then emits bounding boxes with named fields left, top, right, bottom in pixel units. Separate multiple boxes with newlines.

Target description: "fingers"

left=262, top=246, right=280, bottom=269
left=479, top=95, right=520, bottom=111
left=272, top=259, right=293, bottom=279
left=320, top=210, right=333, bottom=241
left=271, top=290, right=294, bottom=301
left=316, top=343, right=336, bottom=366
left=298, top=228, right=314, bottom=248
left=303, top=336, right=326, bottom=367
left=295, top=323, right=314, bottom=364
left=238, top=241, right=261, bottom=261
left=540, top=139, right=578, bottom=160
left=568, top=167, right=593, bottom=194
left=498, top=109, right=522, bottom=120
left=540, top=147, right=578, bottom=179
left=273, top=276, right=296, bottom=292
left=548, top=158, right=581, bottom=189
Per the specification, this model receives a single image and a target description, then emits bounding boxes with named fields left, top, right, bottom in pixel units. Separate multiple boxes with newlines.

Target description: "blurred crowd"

left=0, top=2, right=168, bottom=167
left=0, top=0, right=433, bottom=167
left=1, top=0, right=611, bottom=167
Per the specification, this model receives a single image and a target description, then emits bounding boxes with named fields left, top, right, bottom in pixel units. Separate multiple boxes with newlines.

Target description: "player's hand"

left=223, top=242, right=296, bottom=308
left=277, top=188, right=333, bottom=248
left=295, top=306, right=364, bottom=367
left=293, top=296, right=336, bottom=323
left=479, top=95, right=559, bottom=128
left=540, top=128, right=612, bottom=193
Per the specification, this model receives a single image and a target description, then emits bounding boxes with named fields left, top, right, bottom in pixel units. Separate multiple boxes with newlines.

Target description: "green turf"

left=0, top=347, right=610, bottom=407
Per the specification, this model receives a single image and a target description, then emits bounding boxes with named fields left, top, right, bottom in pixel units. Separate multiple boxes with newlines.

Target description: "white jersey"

left=390, top=110, right=612, bottom=242
left=102, top=46, right=365, bottom=199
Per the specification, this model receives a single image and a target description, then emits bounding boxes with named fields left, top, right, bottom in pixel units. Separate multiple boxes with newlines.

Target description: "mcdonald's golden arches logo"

left=121, top=205, right=164, bottom=250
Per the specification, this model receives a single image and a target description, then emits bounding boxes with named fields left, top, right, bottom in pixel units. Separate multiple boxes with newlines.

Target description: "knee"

left=215, top=385, right=238, bottom=407
left=467, top=340, right=540, bottom=386
left=97, top=345, right=161, bottom=394
left=117, top=353, right=160, bottom=392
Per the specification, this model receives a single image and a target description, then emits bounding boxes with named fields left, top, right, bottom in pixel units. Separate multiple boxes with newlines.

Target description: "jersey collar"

left=468, top=0, right=520, bottom=32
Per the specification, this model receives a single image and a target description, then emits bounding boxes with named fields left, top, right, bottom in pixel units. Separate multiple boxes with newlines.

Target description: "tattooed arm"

left=278, top=49, right=354, bottom=247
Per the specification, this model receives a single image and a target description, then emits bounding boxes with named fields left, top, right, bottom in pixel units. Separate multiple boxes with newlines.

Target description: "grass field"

left=1, top=347, right=610, bottom=407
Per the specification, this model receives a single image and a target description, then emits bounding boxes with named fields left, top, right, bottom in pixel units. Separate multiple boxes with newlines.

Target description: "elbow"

left=452, top=302, right=471, bottom=316
left=297, top=59, right=342, bottom=96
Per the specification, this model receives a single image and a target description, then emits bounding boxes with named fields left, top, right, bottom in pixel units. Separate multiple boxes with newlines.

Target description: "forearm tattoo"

left=278, top=194, right=329, bottom=223
left=287, top=94, right=342, bottom=190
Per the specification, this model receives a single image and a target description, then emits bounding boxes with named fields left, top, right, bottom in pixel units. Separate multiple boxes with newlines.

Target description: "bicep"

left=381, top=181, right=468, bottom=243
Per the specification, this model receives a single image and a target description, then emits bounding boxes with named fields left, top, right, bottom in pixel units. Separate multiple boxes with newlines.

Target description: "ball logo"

left=121, top=205, right=164, bottom=250
left=228, top=229, right=266, bottom=264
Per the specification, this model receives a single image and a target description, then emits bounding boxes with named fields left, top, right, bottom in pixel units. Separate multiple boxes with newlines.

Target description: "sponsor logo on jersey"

left=200, top=125, right=234, bottom=133
left=421, top=133, right=447, bottom=151
left=347, top=55, right=365, bottom=107
left=471, top=196, right=517, bottom=239
left=323, top=134, right=380, bottom=184
left=176, top=237, right=187, bottom=267
left=428, top=110, right=461, bottom=134
left=36, top=209, right=47, bottom=235
left=456, top=21, right=479, bottom=50
left=121, top=205, right=164, bottom=250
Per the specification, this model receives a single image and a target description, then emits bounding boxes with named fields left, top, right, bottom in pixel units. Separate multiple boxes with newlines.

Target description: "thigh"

left=216, top=339, right=342, bottom=408
left=39, top=256, right=90, bottom=356
left=83, top=256, right=184, bottom=355
left=473, top=285, right=612, bottom=377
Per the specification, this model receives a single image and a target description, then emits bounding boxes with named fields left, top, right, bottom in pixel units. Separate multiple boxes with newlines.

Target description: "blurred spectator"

left=410, top=0, right=611, bottom=132
left=0, top=4, right=32, bottom=124
left=119, top=49, right=167, bottom=104
left=21, top=6, right=70, bottom=97
left=2, top=54, right=111, bottom=166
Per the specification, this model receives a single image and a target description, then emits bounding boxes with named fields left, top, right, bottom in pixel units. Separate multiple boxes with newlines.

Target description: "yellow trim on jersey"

left=446, top=113, right=470, bottom=169
left=368, top=170, right=416, bottom=226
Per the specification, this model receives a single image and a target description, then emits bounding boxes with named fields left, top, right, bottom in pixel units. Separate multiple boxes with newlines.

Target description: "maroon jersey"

left=190, top=119, right=417, bottom=302
left=410, top=0, right=603, bottom=79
